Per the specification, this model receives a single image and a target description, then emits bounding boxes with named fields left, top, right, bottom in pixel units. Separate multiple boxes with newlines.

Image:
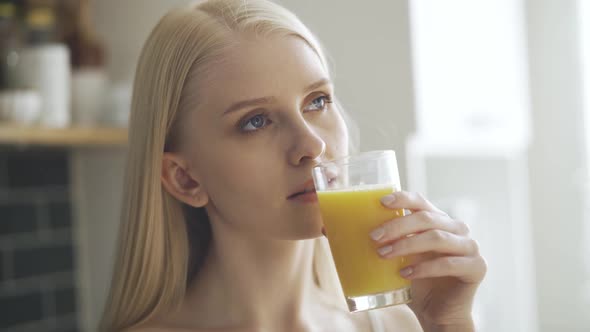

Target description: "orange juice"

left=317, top=185, right=410, bottom=297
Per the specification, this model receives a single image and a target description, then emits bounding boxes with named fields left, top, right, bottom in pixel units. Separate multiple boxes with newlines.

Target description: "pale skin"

left=140, top=33, right=486, bottom=332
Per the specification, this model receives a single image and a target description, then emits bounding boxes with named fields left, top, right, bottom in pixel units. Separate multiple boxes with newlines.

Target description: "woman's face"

left=179, top=35, right=348, bottom=240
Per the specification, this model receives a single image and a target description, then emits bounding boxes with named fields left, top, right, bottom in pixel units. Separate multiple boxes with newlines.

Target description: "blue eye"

left=304, top=95, right=332, bottom=112
left=241, top=114, right=270, bottom=132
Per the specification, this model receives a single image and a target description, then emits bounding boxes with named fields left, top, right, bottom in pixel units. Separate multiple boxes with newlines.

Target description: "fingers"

left=373, top=190, right=487, bottom=285
left=400, top=255, right=488, bottom=283
left=376, top=229, right=480, bottom=258
left=370, top=210, right=470, bottom=244
left=380, top=190, right=445, bottom=214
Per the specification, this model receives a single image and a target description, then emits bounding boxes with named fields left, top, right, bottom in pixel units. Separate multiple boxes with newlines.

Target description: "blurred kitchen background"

left=0, top=0, right=588, bottom=331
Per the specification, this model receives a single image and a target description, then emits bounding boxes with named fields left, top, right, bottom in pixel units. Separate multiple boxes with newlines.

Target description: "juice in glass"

left=317, top=185, right=410, bottom=297
left=312, top=150, right=411, bottom=312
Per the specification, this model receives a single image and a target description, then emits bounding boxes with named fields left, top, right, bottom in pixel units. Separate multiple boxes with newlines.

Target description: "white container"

left=17, top=44, right=71, bottom=128
left=71, top=68, right=107, bottom=126
left=0, top=90, right=42, bottom=125
left=103, top=81, right=132, bottom=127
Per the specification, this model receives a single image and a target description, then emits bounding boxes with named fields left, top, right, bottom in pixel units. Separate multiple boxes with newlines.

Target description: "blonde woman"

left=100, top=0, right=487, bottom=331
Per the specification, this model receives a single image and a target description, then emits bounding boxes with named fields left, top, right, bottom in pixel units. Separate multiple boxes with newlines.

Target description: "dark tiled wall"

left=0, top=148, right=79, bottom=332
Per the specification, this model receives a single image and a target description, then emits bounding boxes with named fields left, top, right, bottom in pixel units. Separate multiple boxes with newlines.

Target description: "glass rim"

left=314, top=150, right=396, bottom=168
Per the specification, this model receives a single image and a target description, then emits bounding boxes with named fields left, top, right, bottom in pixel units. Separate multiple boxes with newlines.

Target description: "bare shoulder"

left=375, top=305, right=423, bottom=332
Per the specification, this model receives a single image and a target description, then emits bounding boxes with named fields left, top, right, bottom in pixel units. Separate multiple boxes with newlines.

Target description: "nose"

left=287, top=121, right=326, bottom=167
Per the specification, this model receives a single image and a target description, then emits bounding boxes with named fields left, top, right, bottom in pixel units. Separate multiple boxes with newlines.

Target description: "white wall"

left=409, top=0, right=530, bottom=149
left=93, top=0, right=193, bottom=82
left=526, top=0, right=590, bottom=330
left=577, top=0, right=590, bottom=289
left=407, top=1, right=538, bottom=330
left=406, top=133, right=539, bottom=331
left=408, top=0, right=590, bottom=330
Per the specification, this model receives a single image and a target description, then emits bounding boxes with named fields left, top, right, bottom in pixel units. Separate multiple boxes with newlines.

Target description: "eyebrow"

left=222, top=78, right=332, bottom=116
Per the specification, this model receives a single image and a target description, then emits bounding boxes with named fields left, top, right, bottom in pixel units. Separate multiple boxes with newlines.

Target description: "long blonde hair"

left=100, top=0, right=355, bottom=330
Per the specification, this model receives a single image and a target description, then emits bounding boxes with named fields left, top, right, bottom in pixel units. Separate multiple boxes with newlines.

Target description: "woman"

left=100, top=0, right=487, bottom=331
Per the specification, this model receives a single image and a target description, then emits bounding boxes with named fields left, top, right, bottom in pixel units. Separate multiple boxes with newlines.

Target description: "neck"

left=184, top=219, right=328, bottom=330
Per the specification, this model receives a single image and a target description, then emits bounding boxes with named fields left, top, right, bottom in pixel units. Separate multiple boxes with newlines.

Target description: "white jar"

left=17, top=44, right=71, bottom=128
left=0, top=90, right=42, bottom=125
left=103, top=81, right=132, bottom=127
left=71, top=68, right=107, bottom=126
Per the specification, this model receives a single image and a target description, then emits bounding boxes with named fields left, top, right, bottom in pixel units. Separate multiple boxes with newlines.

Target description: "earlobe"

left=161, top=153, right=209, bottom=208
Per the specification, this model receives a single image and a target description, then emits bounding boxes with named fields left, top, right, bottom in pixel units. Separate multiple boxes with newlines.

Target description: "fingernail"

left=400, top=266, right=413, bottom=278
left=380, top=194, right=396, bottom=205
left=378, top=245, right=393, bottom=256
left=370, top=227, right=385, bottom=241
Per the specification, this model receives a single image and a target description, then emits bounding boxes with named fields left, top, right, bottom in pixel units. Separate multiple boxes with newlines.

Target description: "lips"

left=288, top=179, right=316, bottom=199
left=287, top=175, right=340, bottom=200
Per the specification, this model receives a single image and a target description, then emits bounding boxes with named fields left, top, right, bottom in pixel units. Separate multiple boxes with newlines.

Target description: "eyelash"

left=238, top=94, right=333, bottom=134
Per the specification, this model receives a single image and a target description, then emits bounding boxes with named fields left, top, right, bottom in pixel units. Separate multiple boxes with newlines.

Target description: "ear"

left=161, top=152, right=209, bottom=208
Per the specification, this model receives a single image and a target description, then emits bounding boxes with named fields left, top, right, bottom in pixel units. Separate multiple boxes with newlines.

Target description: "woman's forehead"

left=194, top=35, right=329, bottom=107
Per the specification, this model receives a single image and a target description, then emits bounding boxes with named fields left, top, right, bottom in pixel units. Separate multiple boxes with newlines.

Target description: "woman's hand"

left=370, top=191, right=487, bottom=332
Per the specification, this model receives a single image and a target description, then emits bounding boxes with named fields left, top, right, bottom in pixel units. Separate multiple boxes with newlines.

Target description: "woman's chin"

left=282, top=226, right=325, bottom=240
left=300, top=224, right=326, bottom=240
left=272, top=216, right=324, bottom=240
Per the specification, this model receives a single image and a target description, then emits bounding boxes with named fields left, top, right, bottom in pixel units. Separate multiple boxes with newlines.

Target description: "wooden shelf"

left=0, top=125, right=128, bottom=147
